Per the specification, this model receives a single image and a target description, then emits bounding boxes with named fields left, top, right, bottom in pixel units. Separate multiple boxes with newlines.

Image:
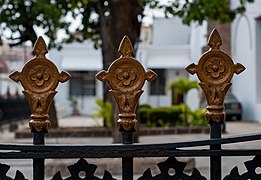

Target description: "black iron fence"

left=0, top=90, right=30, bottom=126
left=0, top=30, right=260, bottom=180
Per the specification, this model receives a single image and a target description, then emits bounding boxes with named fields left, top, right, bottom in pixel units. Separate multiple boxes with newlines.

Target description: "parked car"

left=223, top=93, right=242, bottom=121
left=200, top=92, right=242, bottom=121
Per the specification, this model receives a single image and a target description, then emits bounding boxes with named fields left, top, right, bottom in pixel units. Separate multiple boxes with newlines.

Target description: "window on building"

left=149, top=69, right=166, bottom=95
left=69, top=71, right=96, bottom=96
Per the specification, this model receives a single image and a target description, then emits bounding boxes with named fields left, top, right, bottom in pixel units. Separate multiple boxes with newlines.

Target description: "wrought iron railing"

left=0, top=29, right=260, bottom=180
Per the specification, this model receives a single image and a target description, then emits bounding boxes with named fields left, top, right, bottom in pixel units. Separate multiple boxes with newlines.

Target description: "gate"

left=0, top=29, right=261, bottom=180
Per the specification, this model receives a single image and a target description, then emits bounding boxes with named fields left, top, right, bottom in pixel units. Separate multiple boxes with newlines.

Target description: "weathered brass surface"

left=96, top=36, right=157, bottom=131
left=9, top=37, right=71, bottom=133
left=186, top=29, right=245, bottom=123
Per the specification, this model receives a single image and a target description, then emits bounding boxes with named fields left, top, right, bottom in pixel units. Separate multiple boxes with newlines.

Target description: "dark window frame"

left=69, top=71, right=96, bottom=96
left=149, top=69, right=166, bottom=95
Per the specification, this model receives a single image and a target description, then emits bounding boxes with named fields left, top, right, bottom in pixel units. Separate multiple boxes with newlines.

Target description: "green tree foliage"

left=92, top=99, right=113, bottom=128
left=168, top=77, right=199, bottom=99
left=139, top=104, right=207, bottom=127
left=0, top=0, right=69, bottom=47
left=0, top=0, right=254, bottom=49
left=168, top=77, right=199, bottom=126
left=157, top=0, right=254, bottom=25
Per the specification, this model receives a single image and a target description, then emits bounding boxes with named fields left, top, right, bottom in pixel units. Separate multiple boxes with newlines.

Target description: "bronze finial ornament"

left=96, top=36, right=157, bottom=131
left=186, top=29, right=245, bottom=123
left=9, top=37, right=71, bottom=133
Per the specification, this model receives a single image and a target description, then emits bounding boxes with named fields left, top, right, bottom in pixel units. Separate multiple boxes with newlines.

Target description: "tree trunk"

left=96, top=0, right=143, bottom=143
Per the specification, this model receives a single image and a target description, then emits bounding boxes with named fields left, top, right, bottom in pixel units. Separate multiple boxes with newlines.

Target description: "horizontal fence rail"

left=0, top=134, right=261, bottom=159
left=1, top=132, right=261, bottom=154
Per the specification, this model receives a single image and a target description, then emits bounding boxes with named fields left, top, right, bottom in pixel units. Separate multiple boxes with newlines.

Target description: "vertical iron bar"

left=210, top=122, right=222, bottom=180
left=33, top=133, right=45, bottom=180
left=122, top=130, right=133, bottom=180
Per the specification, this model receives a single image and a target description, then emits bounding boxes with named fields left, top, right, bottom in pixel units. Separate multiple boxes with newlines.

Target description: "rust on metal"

left=186, top=29, right=245, bottom=123
left=96, top=36, right=157, bottom=131
left=9, top=37, right=71, bottom=133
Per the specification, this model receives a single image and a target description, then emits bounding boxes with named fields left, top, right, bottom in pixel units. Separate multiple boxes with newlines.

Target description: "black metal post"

left=210, top=121, right=222, bottom=180
left=33, top=133, right=45, bottom=180
left=122, top=130, right=133, bottom=180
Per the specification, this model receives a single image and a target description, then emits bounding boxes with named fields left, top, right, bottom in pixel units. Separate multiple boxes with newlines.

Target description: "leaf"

left=92, top=99, right=113, bottom=128
left=169, top=77, right=199, bottom=94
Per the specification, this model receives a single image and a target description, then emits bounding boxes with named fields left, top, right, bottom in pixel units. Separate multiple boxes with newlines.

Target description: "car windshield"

left=200, top=92, right=238, bottom=107
left=224, top=94, right=237, bottom=102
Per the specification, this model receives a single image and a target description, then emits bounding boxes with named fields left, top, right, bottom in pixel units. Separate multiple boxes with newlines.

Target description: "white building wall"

left=139, top=17, right=207, bottom=109
left=153, top=18, right=191, bottom=45
left=187, top=21, right=207, bottom=110
left=231, top=1, right=261, bottom=122
left=0, top=74, right=24, bottom=96
left=48, top=41, right=103, bottom=117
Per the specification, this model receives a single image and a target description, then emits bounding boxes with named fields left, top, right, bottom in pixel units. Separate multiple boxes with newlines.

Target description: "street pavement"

left=0, top=116, right=260, bottom=179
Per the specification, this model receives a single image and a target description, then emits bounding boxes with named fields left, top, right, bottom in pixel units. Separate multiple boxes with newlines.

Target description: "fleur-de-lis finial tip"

left=212, top=28, right=218, bottom=34
left=34, top=36, right=45, bottom=47
left=38, top=36, right=44, bottom=40
left=118, top=35, right=134, bottom=57
left=33, top=36, right=48, bottom=57
left=208, top=28, right=222, bottom=50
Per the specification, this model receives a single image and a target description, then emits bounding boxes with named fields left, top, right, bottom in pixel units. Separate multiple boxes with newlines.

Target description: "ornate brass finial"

left=96, top=36, right=157, bottom=131
left=9, top=36, right=71, bottom=133
left=186, top=29, right=245, bottom=123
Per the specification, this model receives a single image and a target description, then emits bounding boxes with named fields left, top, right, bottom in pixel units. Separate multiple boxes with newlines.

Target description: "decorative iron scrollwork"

left=0, top=163, right=27, bottom=180
left=51, top=158, right=116, bottom=180
left=137, top=157, right=206, bottom=180
left=96, top=36, right=157, bottom=131
left=223, top=156, right=261, bottom=180
left=9, top=36, right=71, bottom=133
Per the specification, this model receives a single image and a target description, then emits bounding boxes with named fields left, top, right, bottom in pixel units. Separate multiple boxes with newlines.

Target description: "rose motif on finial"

left=116, top=67, right=136, bottom=86
left=206, top=59, right=225, bottom=78
left=29, top=66, right=50, bottom=87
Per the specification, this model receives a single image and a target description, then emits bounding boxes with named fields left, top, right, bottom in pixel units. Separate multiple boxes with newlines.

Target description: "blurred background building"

left=49, top=17, right=207, bottom=117
left=0, top=42, right=32, bottom=96
left=2, top=0, right=261, bottom=123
